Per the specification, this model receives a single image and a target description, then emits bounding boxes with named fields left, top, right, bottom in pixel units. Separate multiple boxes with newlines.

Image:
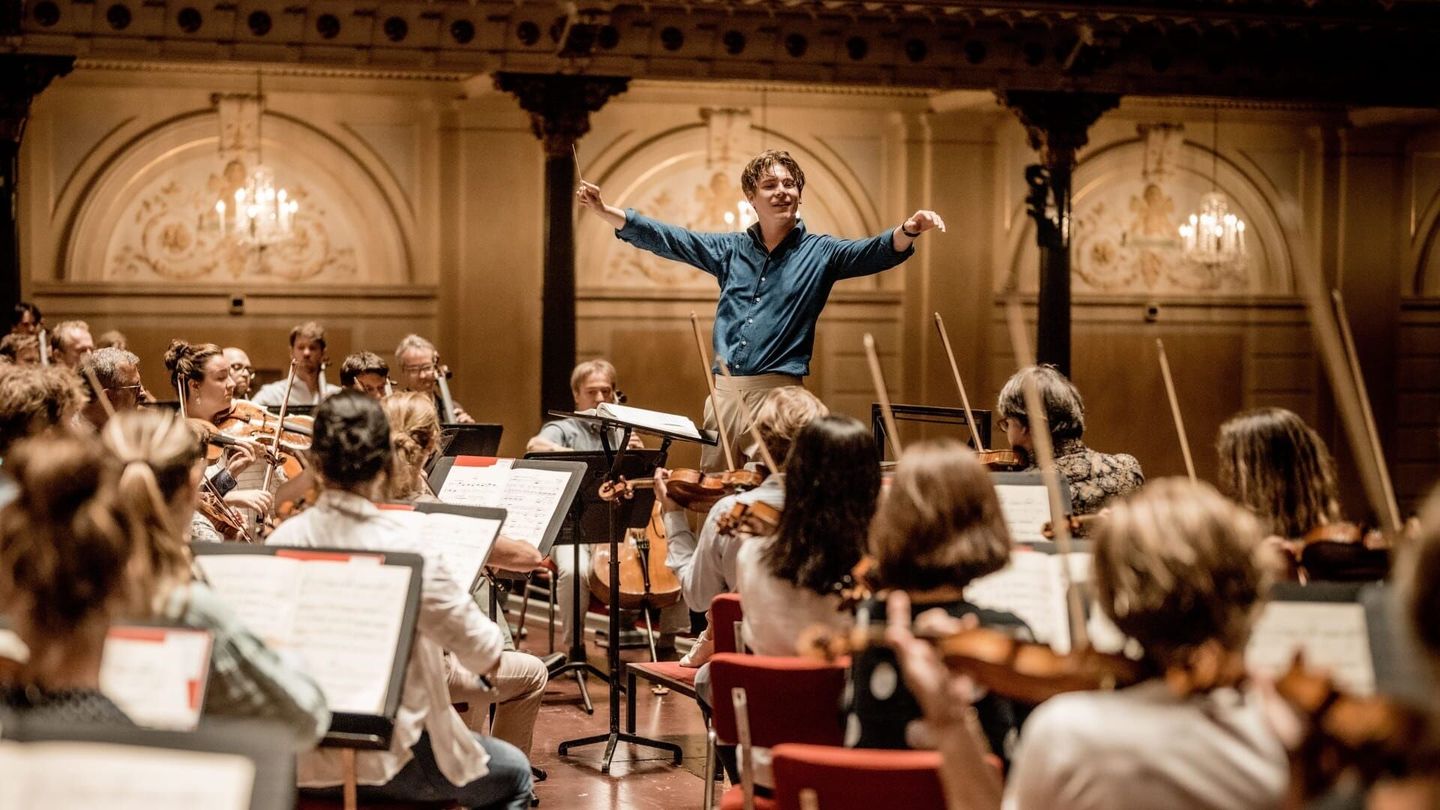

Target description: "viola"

left=589, top=501, right=683, bottom=612
left=662, top=467, right=765, bottom=511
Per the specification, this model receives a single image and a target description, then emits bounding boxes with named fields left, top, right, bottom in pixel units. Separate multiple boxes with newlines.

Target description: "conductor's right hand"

left=576, top=181, right=627, bottom=229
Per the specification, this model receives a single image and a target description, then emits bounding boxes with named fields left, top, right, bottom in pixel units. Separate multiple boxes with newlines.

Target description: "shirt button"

left=742, top=340, right=748, bottom=346
left=754, top=297, right=760, bottom=303
left=747, top=318, right=753, bottom=324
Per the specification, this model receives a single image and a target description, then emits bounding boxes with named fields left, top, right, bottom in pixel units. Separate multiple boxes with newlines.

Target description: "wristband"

left=901, top=226, right=922, bottom=238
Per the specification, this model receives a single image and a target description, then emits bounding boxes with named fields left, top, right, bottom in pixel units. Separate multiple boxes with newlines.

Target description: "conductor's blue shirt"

left=616, top=210, right=915, bottom=377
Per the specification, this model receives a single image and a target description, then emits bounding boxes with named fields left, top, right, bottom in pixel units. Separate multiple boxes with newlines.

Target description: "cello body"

left=589, top=501, right=683, bottom=611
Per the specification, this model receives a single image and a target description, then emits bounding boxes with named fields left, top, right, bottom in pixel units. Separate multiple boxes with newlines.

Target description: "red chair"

left=771, top=744, right=946, bottom=810
left=711, top=592, right=744, bottom=654
left=705, top=654, right=847, bottom=810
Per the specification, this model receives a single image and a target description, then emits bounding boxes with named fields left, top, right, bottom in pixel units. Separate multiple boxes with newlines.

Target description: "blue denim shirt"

left=616, top=210, right=915, bottom=376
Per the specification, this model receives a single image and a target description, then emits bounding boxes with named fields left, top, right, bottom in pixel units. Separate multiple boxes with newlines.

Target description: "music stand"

left=870, top=403, right=992, bottom=462
left=525, top=449, right=664, bottom=716
left=548, top=409, right=717, bottom=773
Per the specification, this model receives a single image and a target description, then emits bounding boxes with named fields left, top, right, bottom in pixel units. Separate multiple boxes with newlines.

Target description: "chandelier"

left=213, top=73, right=298, bottom=247
left=1178, top=108, right=1246, bottom=266
left=722, top=200, right=757, bottom=230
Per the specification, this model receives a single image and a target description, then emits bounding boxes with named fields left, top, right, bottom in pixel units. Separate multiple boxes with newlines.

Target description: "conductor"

left=577, top=149, right=945, bottom=469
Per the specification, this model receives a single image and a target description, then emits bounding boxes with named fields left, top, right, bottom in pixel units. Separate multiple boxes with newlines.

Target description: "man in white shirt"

left=268, top=391, right=533, bottom=809
left=251, top=321, right=341, bottom=408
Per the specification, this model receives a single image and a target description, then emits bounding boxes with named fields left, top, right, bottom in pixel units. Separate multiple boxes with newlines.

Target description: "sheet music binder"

left=191, top=544, right=423, bottom=750
left=376, top=502, right=508, bottom=592
left=426, top=456, right=586, bottom=557
left=0, top=715, right=297, bottom=810
left=100, top=621, right=215, bottom=732
left=524, top=449, right=665, bottom=542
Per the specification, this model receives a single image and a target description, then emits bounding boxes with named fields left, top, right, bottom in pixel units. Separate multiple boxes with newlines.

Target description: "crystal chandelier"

left=214, top=73, right=297, bottom=247
left=1178, top=108, right=1246, bottom=266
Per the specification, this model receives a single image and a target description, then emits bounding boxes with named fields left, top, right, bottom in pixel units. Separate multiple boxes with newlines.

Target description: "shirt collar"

left=745, top=219, right=806, bottom=255
left=318, top=488, right=382, bottom=517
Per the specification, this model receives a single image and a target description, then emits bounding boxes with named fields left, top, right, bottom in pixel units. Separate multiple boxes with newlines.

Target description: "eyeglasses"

left=402, top=363, right=438, bottom=375
left=114, top=384, right=144, bottom=393
left=229, top=364, right=254, bottom=374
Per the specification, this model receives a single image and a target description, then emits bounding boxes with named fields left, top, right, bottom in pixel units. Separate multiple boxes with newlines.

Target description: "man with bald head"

left=224, top=347, right=256, bottom=400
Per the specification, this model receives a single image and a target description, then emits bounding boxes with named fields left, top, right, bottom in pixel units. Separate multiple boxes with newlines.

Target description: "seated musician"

left=657, top=385, right=827, bottom=666
left=1215, top=407, right=1380, bottom=581
left=101, top=409, right=331, bottom=747
left=0, top=333, right=40, bottom=367
left=995, top=365, right=1143, bottom=516
left=888, top=479, right=1287, bottom=810
left=0, top=435, right=135, bottom=723
left=96, top=328, right=128, bottom=350
left=0, top=366, right=84, bottom=460
left=525, top=359, right=641, bottom=453
left=394, top=334, right=475, bottom=423
left=251, top=321, right=339, bottom=408
left=842, top=439, right=1030, bottom=764
left=341, top=350, right=391, bottom=401
left=164, top=340, right=275, bottom=519
left=48, top=319, right=95, bottom=369
left=223, top=347, right=255, bottom=400
left=7, top=301, right=41, bottom=336
left=267, top=392, right=534, bottom=809
left=78, top=347, right=143, bottom=430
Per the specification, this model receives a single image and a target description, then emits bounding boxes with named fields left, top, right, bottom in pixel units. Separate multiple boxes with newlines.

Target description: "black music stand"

left=870, top=403, right=992, bottom=462
left=526, top=449, right=664, bottom=716
left=548, top=409, right=717, bottom=773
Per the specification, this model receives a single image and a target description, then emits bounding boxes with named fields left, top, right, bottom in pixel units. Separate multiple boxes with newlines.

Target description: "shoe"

left=530, top=790, right=541, bottom=807
left=531, top=765, right=548, bottom=783
left=540, top=652, right=567, bottom=678
left=679, top=630, right=714, bottom=668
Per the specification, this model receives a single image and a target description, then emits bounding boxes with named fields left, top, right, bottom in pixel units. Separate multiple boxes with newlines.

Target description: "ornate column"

left=0, top=55, right=74, bottom=315
left=495, top=73, right=629, bottom=420
left=1000, top=91, right=1119, bottom=377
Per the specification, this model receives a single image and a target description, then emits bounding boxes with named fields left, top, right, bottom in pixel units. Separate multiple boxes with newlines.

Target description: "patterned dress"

left=1052, top=438, right=1144, bottom=516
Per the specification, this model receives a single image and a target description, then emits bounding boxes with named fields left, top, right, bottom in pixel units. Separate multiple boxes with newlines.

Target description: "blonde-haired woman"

left=101, top=409, right=330, bottom=748
left=382, top=391, right=442, bottom=502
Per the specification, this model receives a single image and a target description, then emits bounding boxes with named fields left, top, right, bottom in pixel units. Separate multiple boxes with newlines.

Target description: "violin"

left=1278, top=521, right=1392, bottom=584
left=1040, top=513, right=1102, bottom=540
left=589, top=502, right=683, bottom=612
left=715, top=500, right=782, bottom=538
left=661, top=467, right=765, bottom=511
left=198, top=488, right=248, bottom=541
left=976, top=449, right=1027, bottom=472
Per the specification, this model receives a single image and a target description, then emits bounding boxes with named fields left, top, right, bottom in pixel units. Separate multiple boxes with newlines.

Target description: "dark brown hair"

left=0, top=366, right=85, bottom=455
left=868, top=439, right=1011, bottom=591
left=163, top=339, right=225, bottom=397
left=1216, top=407, right=1340, bottom=539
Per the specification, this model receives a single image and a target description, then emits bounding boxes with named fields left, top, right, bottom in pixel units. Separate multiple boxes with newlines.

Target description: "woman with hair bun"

left=100, top=409, right=329, bottom=748
left=0, top=435, right=135, bottom=723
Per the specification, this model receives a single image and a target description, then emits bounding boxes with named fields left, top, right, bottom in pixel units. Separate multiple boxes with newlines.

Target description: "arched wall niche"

left=1409, top=179, right=1440, bottom=297
left=61, top=110, right=411, bottom=287
left=577, top=113, right=883, bottom=293
left=1001, top=128, right=1294, bottom=297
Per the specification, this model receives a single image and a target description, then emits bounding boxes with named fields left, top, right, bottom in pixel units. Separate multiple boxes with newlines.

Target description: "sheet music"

left=993, top=483, right=1055, bottom=544
left=436, top=458, right=515, bottom=508
left=193, top=555, right=303, bottom=650
left=0, top=741, right=254, bottom=810
left=1247, top=601, right=1376, bottom=695
left=967, top=550, right=1090, bottom=653
left=291, top=561, right=411, bottom=715
left=438, top=461, right=571, bottom=549
left=593, top=402, right=701, bottom=439
left=100, top=627, right=212, bottom=731
left=390, top=510, right=503, bottom=590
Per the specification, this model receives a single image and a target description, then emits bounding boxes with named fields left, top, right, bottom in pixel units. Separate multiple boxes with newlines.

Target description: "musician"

left=0, top=435, right=135, bottom=723
left=268, top=392, right=534, bottom=809
left=995, top=365, right=1143, bottom=516
left=0, top=366, right=85, bottom=462
left=1217, top=407, right=1343, bottom=541
left=48, top=319, right=94, bottom=369
left=223, top=347, right=256, bottom=400
left=525, top=359, right=641, bottom=453
left=95, top=328, right=129, bottom=350
left=578, top=149, right=945, bottom=470
left=888, top=479, right=1286, bottom=810
left=101, top=410, right=331, bottom=747
left=656, top=386, right=828, bottom=665
left=394, top=334, right=475, bottom=423
left=7, top=301, right=41, bottom=336
left=342, top=350, right=391, bottom=401
left=164, top=340, right=275, bottom=517
left=843, top=439, right=1030, bottom=764
left=251, top=321, right=339, bottom=408
left=0, top=333, right=40, bottom=367
left=78, top=347, right=143, bottom=430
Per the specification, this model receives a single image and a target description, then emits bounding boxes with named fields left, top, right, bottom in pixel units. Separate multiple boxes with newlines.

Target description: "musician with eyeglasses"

left=394, top=334, right=475, bottom=423
left=223, top=346, right=256, bottom=400
left=77, top=346, right=145, bottom=430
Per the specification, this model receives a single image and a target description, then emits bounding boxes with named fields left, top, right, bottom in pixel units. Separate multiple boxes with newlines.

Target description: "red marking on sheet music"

left=188, top=678, right=203, bottom=709
left=376, top=502, right=416, bottom=511
left=107, top=627, right=170, bottom=643
left=274, top=549, right=384, bottom=564
left=455, top=456, right=505, bottom=467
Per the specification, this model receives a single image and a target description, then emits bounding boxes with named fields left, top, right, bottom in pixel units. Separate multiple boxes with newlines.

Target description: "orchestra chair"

left=295, top=750, right=459, bottom=810
left=710, top=593, right=744, bottom=655
left=625, top=591, right=747, bottom=729
left=770, top=744, right=946, bottom=810
left=705, top=654, right=847, bottom=810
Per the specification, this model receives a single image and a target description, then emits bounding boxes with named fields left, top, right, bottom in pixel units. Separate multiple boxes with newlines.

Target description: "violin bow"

left=688, top=311, right=738, bottom=469
left=862, top=334, right=904, bottom=460
left=37, top=328, right=49, bottom=368
left=1332, top=290, right=1402, bottom=533
left=259, top=359, right=298, bottom=504
left=1155, top=338, right=1198, bottom=484
left=81, top=363, right=116, bottom=421
left=716, top=357, right=780, bottom=473
left=1004, top=293, right=1090, bottom=652
left=174, top=373, right=189, bottom=420
left=934, top=312, right=987, bottom=453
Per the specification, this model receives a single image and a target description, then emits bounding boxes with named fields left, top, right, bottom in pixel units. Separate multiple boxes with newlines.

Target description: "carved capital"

left=0, top=55, right=75, bottom=145
left=494, top=73, right=630, bottom=157
left=999, top=90, right=1120, bottom=170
